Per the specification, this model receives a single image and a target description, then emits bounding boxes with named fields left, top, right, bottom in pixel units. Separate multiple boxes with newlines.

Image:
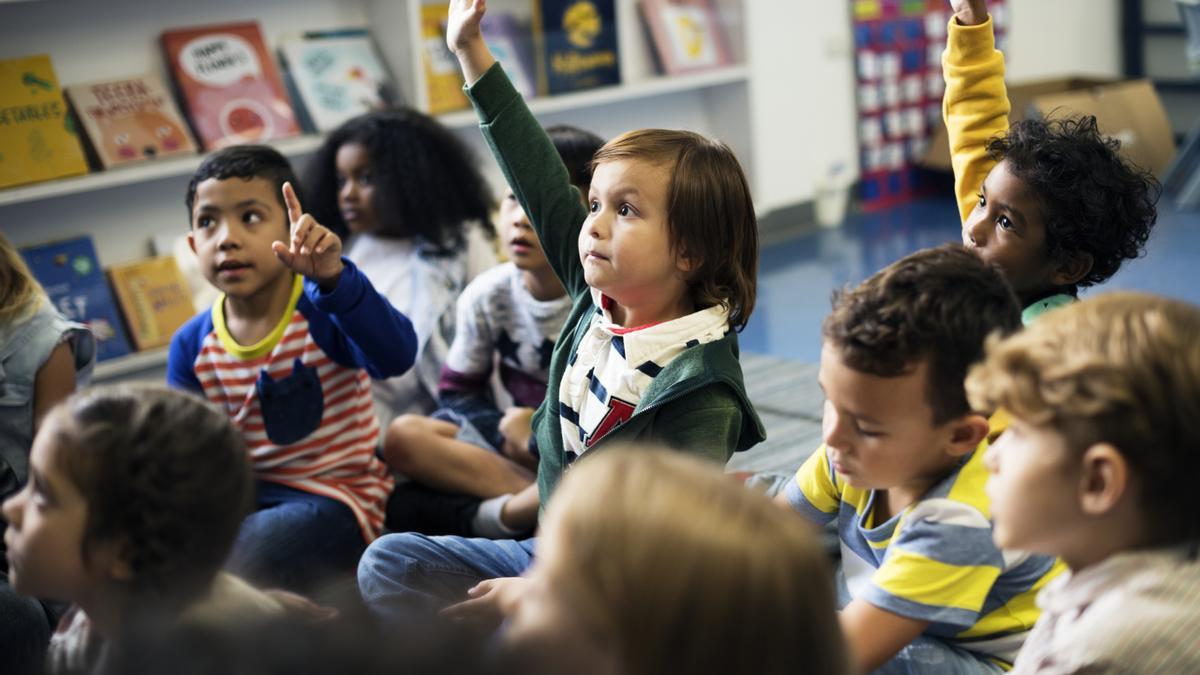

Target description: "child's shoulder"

left=462, top=261, right=519, bottom=297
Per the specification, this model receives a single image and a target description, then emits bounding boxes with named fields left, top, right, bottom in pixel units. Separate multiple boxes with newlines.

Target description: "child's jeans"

left=226, top=480, right=365, bottom=593
left=357, top=533, right=537, bottom=624
left=870, top=638, right=1006, bottom=674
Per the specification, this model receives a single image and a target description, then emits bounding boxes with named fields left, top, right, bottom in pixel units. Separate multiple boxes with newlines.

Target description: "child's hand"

left=499, top=406, right=536, bottom=469
left=446, top=0, right=497, bottom=84
left=273, top=182, right=345, bottom=291
left=950, top=0, right=988, bottom=26
left=440, top=576, right=529, bottom=630
left=447, top=0, right=486, bottom=57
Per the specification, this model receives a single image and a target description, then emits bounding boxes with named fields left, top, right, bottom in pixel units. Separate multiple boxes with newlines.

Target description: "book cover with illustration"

left=65, top=74, right=198, bottom=169
left=482, top=12, right=538, bottom=100
left=639, top=0, right=731, bottom=75
left=278, top=29, right=395, bottom=132
left=534, top=0, right=620, bottom=95
left=107, top=256, right=196, bottom=351
left=420, top=3, right=470, bottom=114
left=19, top=237, right=131, bottom=362
left=162, top=21, right=300, bottom=150
left=0, top=55, right=89, bottom=189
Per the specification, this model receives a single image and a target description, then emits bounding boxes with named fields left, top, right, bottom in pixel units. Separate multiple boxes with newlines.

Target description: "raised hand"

left=446, top=0, right=497, bottom=84
left=273, top=182, right=344, bottom=290
left=950, top=0, right=988, bottom=26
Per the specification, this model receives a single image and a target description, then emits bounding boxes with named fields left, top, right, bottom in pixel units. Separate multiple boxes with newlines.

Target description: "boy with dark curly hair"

left=945, top=0, right=1160, bottom=323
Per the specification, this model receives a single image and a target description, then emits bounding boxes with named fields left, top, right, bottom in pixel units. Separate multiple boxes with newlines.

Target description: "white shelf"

left=93, top=347, right=170, bottom=381
left=0, top=65, right=749, bottom=209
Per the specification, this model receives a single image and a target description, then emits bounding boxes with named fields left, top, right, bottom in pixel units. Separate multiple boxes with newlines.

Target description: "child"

left=966, top=293, right=1200, bottom=674
left=1, top=386, right=281, bottom=674
left=356, top=0, right=765, bottom=620
left=945, top=0, right=1159, bottom=323
left=1, top=232, right=94, bottom=675
left=303, top=110, right=497, bottom=424
left=780, top=245, right=1064, bottom=674
left=168, top=145, right=418, bottom=593
left=501, top=446, right=849, bottom=675
left=383, top=124, right=604, bottom=539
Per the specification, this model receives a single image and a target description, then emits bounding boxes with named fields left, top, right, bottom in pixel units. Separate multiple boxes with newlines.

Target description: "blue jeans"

left=226, top=481, right=365, bottom=593
left=870, top=638, right=1006, bottom=674
left=357, top=533, right=536, bottom=623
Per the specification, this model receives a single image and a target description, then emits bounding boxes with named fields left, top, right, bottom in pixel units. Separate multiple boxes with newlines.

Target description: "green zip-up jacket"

left=464, top=63, right=766, bottom=506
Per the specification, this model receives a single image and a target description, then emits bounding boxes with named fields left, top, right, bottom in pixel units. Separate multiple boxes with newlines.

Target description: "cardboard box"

left=923, top=77, right=1177, bottom=176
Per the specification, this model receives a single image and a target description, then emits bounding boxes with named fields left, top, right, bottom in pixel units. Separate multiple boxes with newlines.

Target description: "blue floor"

left=741, top=197, right=1200, bottom=362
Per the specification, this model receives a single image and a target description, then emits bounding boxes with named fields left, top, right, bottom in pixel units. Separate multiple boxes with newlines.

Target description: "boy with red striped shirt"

left=168, top=145, right=417, bottom=593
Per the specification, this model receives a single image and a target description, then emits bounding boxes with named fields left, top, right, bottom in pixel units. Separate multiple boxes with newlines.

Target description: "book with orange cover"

left=0, top=54, right=89, bottom=188
left=107, top=256, right=196, bottom=351
left=65, top=74, right=198, bottom=169
left=161, top=21, right=300, bottom=150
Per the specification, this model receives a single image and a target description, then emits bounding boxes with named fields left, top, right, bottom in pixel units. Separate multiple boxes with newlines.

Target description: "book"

left=277, top=29, right=395, bottom=133
left=419, top=3, right=470, bottom=114
left=107, top=256, right=196, bottom=351
left=481, top=12, right=538, bottom=100
left=149, top=232, right=219, bottom=312
left=639, top=0, right=731, bottom=75
left=0, top=54, right=89, bottom=189
left=534, top=0, right=620, bottom=95
left=19, top=237, right=131, bottom=362
left=161, top=21, right=300, bottom=150
left=64, top=74, right=198, bottom=169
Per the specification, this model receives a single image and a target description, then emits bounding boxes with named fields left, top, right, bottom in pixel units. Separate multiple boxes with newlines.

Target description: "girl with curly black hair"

left=945, top=0, right=1160, bottom=324
left=304, top=110, right=497, bottom=422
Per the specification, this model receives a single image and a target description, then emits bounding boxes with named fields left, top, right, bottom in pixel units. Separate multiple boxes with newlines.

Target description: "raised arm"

left=446, top=0, right=591, bottom=297
left=943, top=0, right=1011, bottom=224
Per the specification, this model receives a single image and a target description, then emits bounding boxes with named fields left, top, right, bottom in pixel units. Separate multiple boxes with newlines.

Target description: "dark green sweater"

left=465, top=63, right=766, bottom=505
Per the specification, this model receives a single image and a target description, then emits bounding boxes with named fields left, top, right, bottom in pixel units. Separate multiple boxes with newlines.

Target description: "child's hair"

left=592, top=129, right=758, bottom=330
left=185, top=145, right=302, bottom=227
left=303, top=109, right=494, bottom=252
left=987, top=115, right=1160, bottom=289
left=823, top=244, right=1022, bottom=424
left=542, top=446, right=847, bottom=675
left=544, top=124, right=604, bottom=190
left=0, top=232, right=46, bottom=324
left=49, top=386, right=252, bottom=610
left=966, top=292, right=1200, bottom=546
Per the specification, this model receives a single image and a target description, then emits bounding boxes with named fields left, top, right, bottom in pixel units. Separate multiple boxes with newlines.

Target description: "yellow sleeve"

left=943, top=16, right=1010, bottom=225
left=784, top=445, right=842, bottom=523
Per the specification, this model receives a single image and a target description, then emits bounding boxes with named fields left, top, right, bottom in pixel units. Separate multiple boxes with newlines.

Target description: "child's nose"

left=340, top=179, right=358, bottom=202
left=821, top=404, right=850, bottom=451
left=965, top=214, right=989, bottom=248
left=2, top=491, right=23, bottom=527
left=216, top=222, right=241, bottom=250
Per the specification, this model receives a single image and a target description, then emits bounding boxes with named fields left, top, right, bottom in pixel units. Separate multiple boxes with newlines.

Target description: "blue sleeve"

left=302, top=258, right=418, bottom=379
left=166, top=311, right=207, bottom=394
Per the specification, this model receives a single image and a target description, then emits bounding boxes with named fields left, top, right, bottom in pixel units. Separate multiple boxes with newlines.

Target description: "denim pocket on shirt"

left=256, top=358, right=324, bottom=446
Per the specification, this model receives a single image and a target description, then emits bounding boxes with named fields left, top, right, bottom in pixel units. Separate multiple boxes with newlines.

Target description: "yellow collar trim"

left=211, top=275, right=303, bottom=361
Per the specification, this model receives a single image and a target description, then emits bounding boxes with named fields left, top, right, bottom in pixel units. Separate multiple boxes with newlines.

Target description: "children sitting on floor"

left=966, top=292, right=1200, bottom=674
left=780, top=244, right=1064, bottom=674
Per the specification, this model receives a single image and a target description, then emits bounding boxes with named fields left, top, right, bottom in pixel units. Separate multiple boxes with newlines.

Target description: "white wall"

left=1006, top=0, right=1122, bottom=81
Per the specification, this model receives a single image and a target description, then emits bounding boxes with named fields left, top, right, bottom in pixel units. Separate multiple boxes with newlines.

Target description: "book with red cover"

left=161, top=21, right=299, bottom=150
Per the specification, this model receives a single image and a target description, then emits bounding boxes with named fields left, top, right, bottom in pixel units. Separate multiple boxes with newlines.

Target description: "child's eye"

left=589, top=200, right=600, bottom=213
left=358, top=172, right=372, bottom=187
left=856, top=425, right=883, bottom=438
left=196, top=215, right=215, bottom=229
left=617, top=203, right=633, bottom=217
left=243, top=211, right=264, bottom=225
left=997, top=215, right=1014, bottom=231
left=976, top=192, right=986, bottom=207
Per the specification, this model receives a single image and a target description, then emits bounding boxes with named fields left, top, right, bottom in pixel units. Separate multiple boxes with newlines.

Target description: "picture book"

left=161, top=21, right=300, bottom=150
left=107, top=256, right=196, bottom=351
left=65, top=74, right=197, bottom=169
left=482, top=12, right=538, bottom=100
left=19, top=237, right=131, bottom=362
left=0, top=54, right=89, bottom=189
left=278, top=29, right=395, bottom=132
left=420, top=3, right=470, bottom=114
left=639, top=0, right=731, bottom=75
left=534, top=0, right=620, bottom=95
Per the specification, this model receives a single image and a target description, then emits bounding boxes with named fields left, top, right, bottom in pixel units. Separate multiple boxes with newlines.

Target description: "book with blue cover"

left=20, top=237, right=131, bottom=362
left=534, top=0, right=620, bottom=95
left=277, top=29, right=396, bottom=132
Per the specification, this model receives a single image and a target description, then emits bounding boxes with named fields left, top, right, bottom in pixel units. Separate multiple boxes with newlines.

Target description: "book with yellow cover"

left=107, top=256, right=196, bottom=351
left=420, top=3, right=470, bottom=113
left=0, top=54, right=89, bottom=189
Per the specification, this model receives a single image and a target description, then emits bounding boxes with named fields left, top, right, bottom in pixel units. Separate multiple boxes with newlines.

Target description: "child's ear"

left=1051, top=251, right=1093, bottom=287
left=1078, top=443, right=1129, bottom=517
left=88, top=537, right=134, bottom=583
left=187, top=231, right=197, bottom=256
left=946, top=413, right=991, bottom=457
